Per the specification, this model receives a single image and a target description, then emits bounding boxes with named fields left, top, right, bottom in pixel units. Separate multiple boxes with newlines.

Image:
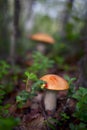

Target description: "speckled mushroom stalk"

left=36, top=42, right=46, bottom=54
left=44, top=90, right=57, bottom=112
left=40, top=74, right=69, bottom=112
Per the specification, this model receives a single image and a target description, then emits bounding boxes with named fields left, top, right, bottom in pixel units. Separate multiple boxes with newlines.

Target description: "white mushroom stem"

left=36, top=43, right=46, bottom=54
left=44, top=90, right=57, bottom=112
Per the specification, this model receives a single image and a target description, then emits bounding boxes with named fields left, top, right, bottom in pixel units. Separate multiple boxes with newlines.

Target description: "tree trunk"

left=10, top=0, right=21, bottom=66
left=21, top=0, right=35, bottom=33
left=0, top=0, right=9, bottom=59
left=76, top=1, right=87, bottom=88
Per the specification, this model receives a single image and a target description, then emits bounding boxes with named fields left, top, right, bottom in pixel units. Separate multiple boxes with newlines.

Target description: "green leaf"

left=0, top=117, right=20, bottom=130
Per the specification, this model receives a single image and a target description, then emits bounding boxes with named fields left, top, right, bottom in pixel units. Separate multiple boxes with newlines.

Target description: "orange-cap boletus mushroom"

left=40, top=74, right=69, bottom=112
left=29, top=33, right=55, bottom=53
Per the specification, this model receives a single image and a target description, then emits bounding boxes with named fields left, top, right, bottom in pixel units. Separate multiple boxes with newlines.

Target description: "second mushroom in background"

left=29, top=33, right=55, bottom=54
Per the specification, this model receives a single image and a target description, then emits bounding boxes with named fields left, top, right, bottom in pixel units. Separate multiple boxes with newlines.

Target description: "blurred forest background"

left=0, top=0, right=87, bottom=130
left=1, top=0, right=87, bottom=86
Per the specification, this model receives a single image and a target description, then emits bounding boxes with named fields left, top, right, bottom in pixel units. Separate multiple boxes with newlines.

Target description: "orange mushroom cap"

left=29, top=33, right=55, bottom=44
left=40, top=74, right=69, bottom=91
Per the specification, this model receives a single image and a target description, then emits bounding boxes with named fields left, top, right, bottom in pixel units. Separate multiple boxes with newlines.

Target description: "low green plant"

left=69, top=123, right=87, bottom=130
left=16, top=90, right=30, bottom=108
left=24, top=71, right=45, bottom=93
left=60, top=112, right=70, bottom=121
left=0, top=61, right=10, bottom=79
left=16, top=71, right=45, bottom=108
left=0, top=104, right=11, bottom=117
left=0, top=61, right=20, bottom=129
left=27, top=51, right=54, bottom=76
left=72, top=87, right=87, bottom=122
left=64, top=76, right=87, bottom=129
left=44, top=113, right=70, bottom=130
left=54, top=56, right=70, bottom=71
left=64, top=75, right=76, bottom=97
left=44, top=117, right=60, bottom=130
left=0, top=117, right=20, bottom=130
left=0, top=61, right=10, bottom=94
left=0, top=61, right=16, bottom=96
left=0, top=89, right=6, bottom=104
left=0, top=61, right=11, bottom=114
left=24, top=71, right=38, bottom=91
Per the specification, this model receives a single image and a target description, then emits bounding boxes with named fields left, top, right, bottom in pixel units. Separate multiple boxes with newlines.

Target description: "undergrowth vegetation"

left=0, top=53, right=87, bottom=130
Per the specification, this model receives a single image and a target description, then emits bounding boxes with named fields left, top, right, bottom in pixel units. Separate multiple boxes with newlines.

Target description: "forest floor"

left=0, top=53, right=87, bottom=130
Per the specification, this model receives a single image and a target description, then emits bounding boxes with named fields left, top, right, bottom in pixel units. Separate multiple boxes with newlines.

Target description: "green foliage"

left=0, top=61, right=10, bottom=79
left=44, top=117, right=59, bottom=130
left=69, top=123, right=87, bottom=130
left=16, top=90, right=30, bottom=108
left=72, top=87, right=87, bottom=122
left=64, top=75, right=76, bottom=86
left=0, top=117, right=20, bottom=130
left=0, top=61, right=20, bottom=118
left=72, top=87, right=87, bottom=101
left=64, top=75, right=76, bottom=97
left=24, top=71, right=38, bottom=81
left=0, top=61, right=18, bottom=103
left=0, top=61, right=20, bottom=95
left=45, top=121, right=56, bottom=130
left=16, top=71, right=45, bottom=108
left=28, top=51, right=54, bottom=76
left=63, top=76, right=87, bottom=128
left=66, top=23, right=80, bottom=41
left=0, top=61, right=10, bottom=103
left=0, top=60, right=20, bottom=129
left=24, top=71, right=45, bottom=91
left=52, top=38, right=68, bottom=56
left=54, top=56, right=70, bottom=71
left=0, top=89, right=6, bottom=103
left=0, top=104, right=10, bottom=117
left=60, top=112, right=70, bottom=121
